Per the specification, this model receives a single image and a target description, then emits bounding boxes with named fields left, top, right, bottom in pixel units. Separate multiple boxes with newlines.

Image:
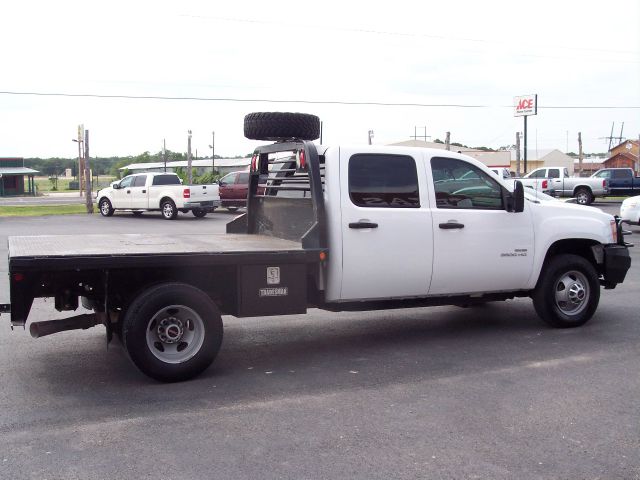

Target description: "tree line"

left=24, top=150, right=250, bottom=178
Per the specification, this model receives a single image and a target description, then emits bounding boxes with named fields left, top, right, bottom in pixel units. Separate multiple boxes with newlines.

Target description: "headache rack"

left=227, top=140, right=327, bottom=250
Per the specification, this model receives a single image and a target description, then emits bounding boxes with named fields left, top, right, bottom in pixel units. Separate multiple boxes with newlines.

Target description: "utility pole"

left=163, top=139, right=167, bottom=173
left=187, top=130, right=193, bottom=185
left=368, top=130, right=374, bottom=145
left=578, top=132, right=583, bottom=176
left=445, top=132, right=451, bottom=151
left=209, top=131, right=215, bottom=174
left=76, top=125, right=83, bottom=197
left=637, top=133, right=640, bottom=176
left=84, top=129, right=93, bottom=213
left=515, top=132, right=521, bottom=177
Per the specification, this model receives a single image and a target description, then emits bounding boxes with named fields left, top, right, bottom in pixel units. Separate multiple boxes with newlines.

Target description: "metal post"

left=187, top=130, right=193, bottom=185
left=212, top=131, right=215, bottom=174
left=515, top=132, right=521, bottom=177
left=76, top=126, right=83, bottom=196
left=523, top=116, right=528, bottom=174
left=84, top=130, right=93, bottom=213
left=445, top=132, right=451, bottom=151
left=163, top=139, right=167, bottom=173
left=578, top=132, right=583, bottom=176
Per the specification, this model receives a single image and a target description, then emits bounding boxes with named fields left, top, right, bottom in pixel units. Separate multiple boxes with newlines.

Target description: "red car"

left=218, top=171, right=266, bottom=211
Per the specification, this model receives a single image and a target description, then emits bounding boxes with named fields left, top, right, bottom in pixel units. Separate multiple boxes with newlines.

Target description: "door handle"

left=142, top=190, right=146, bottom=193
left=439, top=222, right=464, bottom=229
left=349, top=221, right=378, bottom=229
left=126, top=190, right=131, bottom=194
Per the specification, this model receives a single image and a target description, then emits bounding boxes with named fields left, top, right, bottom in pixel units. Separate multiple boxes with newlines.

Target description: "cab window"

left=133, top=175, right=147, bottom=187
left=431, top=157, right=503, bottom=210
left=528, top=169, right=547, bottom=179
left=349, top=154, right=419, bottom=208
left=219, top=173, right=238, bottom=186
left=119, top=176, right=134, bottom=188
left=548, top=169, right=560, bottom=178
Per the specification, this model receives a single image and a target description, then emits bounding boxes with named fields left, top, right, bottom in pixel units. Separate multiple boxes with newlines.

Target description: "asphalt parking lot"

left=0, top=205, right=638, bottom=480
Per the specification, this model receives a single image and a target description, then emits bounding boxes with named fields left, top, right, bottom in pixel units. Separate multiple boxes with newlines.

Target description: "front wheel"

left=532, top=254, right=600, bottom=328
left=122, top=283, right=223, bottom=382
left=161, top=200, right=178, bottom=220
left=227, top=206, right=239, bottom=213
left=99, top=198, right=114, bottom=217
left=574, top=188, right=593, bottom=205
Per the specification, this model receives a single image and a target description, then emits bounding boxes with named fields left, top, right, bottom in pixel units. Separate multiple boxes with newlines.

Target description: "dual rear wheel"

left=121, top=283, right=223, bottom=382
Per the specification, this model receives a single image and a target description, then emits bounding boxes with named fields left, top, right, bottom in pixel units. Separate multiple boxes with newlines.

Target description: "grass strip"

left=0, top=205, right=92, bottom=217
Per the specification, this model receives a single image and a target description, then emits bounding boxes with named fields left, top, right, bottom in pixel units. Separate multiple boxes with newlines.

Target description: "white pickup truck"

left=96, top=172, right=220, bottom=219
left=1, top=112, right=632, bottom=382
left=519, top=167, right=609, bottom=205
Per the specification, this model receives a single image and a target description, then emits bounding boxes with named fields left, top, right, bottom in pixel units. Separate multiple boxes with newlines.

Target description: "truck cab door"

left=338, top=149, right=433, bottom=300
left=129, top=174, right=149, bottom=209
left=113, top=175, right=134, bottom=208
left=428, top=156, right=534, bottom=295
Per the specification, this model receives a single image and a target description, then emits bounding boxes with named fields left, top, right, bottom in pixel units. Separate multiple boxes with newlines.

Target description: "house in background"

left=0, top=158, right=39, bottom=196
left=509, top=149, right=575, bottom=176
left=604, top=140, right=639, bottom=174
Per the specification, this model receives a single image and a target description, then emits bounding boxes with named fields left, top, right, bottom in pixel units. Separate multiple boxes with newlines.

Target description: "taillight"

left=296, top=149, right=307, bottom=170
left=610, top=220, right=618, bottom=243
left=603, top=179, right=607, bottom=188
left=250, top=154, right=258, bottom=172
left=542, top=180, right=548, bottom=189
left=13, top=273, right=25, bottom=282
left=183, top=188, right=191, bottom=199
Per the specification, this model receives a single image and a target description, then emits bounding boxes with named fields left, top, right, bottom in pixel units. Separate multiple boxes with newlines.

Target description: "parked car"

left=96, top=172, right=219, bottom=219
left=218, top=170, right=266, bottom=211
left=591, top=168, right=640, bottom=197
left=620, top=195, right=640, bottom=225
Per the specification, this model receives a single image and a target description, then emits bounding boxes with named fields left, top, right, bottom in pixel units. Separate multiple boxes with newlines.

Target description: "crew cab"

left=519, top=167, right=608, bottom=205
left=1, top=112, right=632, bottom=382
left=591, top=168, right=640, bottom=197
left=96, top=172, right=220, bottom=219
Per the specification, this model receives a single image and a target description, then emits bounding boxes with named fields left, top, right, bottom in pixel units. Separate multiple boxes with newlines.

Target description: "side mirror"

left=112, top=183, right=120, bottom=190
left=513, top=181, right=525, bottom=212
left=505, top=181, right=525, bottom=212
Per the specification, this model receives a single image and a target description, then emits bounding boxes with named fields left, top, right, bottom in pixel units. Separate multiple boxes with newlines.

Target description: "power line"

left=0, top=90, right=638, bottom=109
left=181, top=14, right=640, bottom=57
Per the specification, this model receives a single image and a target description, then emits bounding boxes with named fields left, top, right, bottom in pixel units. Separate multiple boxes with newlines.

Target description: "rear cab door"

left=337, top=147, right=434, bottom=300
left=129, top=174, right=149, bottom=209
left=427, top=155, right=535, bottom=295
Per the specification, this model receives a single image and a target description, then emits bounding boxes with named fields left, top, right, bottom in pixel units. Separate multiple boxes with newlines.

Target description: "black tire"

left=227, top=206, right=239, bottom=213
left=161, top=200, right=178, bottom=220
left=532, top=254, right=600, bottom=328
left=132, top=211, right=143, bottom=216
left=99, top=198, right=114, bottom=217
left=122, top=283, right=223, bottom=382
left=574, top=188, right=593, bottom=205
left=192, top=208, right=207, bottom=218
left=244, top=112, right=320, bottom=141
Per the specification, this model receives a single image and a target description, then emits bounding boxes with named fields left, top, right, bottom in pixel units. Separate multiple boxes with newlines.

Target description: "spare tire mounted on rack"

left=244, top=112, right=321, bottom=141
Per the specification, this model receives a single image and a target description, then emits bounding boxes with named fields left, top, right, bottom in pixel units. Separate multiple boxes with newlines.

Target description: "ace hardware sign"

left=514, top=94, right=538, bottom=117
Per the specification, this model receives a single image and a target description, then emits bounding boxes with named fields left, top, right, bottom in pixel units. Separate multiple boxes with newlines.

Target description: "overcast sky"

left=1, top=0, right=639, bottom=159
